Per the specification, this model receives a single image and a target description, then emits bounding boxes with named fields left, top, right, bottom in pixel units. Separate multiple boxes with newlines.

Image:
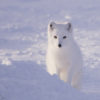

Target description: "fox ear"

left=66, top=22, right=72, bottom=33
left=49, top=21, right=56, bottom=31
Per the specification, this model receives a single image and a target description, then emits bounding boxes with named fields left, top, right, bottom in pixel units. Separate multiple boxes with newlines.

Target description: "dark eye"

left=54, top=36, right=57, bottom=39
left=63, top=36, right=67, bottom=39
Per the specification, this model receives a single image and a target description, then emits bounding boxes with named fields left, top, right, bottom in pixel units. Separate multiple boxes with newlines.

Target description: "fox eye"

left=63, top=36, right=67, bottom=39
left=54, top=35, right=57, bottom=39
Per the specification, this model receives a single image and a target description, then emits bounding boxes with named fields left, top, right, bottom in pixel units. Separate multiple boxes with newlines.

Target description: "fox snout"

left=58, top=44, right=62, bottom=48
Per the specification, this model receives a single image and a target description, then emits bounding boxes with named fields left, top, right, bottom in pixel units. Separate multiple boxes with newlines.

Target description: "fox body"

left=46, top=21, right=83, bottom=89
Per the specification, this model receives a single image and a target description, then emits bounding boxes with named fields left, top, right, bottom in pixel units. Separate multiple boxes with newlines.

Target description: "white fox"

left=46, top=21, right=83, bottom=89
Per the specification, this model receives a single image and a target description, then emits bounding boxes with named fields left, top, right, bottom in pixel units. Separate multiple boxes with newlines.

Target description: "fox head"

left=48, top=21, right=73, bottom=48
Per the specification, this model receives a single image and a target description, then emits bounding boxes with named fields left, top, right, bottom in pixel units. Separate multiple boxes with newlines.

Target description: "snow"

left=0, top=0, right=100, bottom=99
left=0, top=61, right=99, bottom=100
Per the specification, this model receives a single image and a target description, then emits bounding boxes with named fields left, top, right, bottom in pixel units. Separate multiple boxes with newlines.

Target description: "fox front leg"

left=57, top=67, right=68, bottom=83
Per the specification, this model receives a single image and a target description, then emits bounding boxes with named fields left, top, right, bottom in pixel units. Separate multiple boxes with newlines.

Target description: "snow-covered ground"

left=0, top=0, right=100, bottom=99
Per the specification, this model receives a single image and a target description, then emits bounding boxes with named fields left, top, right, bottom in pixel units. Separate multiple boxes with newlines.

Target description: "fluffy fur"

left=46, top=21, right=83, bottom=89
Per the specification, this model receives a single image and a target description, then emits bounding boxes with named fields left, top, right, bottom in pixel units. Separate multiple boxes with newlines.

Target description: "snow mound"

left=0, top=61, right=99, bottom=100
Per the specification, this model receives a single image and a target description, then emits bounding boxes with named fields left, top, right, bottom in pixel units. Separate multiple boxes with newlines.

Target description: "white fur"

left=46, top=21, right=83, bottom=89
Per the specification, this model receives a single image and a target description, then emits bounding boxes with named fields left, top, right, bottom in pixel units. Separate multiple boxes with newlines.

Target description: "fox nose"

left=58, top=44, right=62, bottom=48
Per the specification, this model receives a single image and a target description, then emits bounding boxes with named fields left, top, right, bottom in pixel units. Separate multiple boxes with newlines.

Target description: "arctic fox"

left=46, top=21, right=83, bottom=89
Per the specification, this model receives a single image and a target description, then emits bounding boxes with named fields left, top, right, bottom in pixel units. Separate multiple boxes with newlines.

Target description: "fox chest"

left=51, top=50, right=71, bottom=68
